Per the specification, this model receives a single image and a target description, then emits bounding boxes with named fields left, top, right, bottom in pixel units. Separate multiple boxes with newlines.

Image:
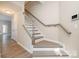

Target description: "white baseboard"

left=16, top=41, right=33, bottom=54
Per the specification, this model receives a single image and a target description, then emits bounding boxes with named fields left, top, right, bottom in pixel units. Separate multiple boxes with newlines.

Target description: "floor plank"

left=0, top=34, right=32, bottom=58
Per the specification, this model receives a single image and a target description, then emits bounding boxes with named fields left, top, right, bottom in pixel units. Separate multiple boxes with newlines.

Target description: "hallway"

left=0, top=34, right=32, bottom=58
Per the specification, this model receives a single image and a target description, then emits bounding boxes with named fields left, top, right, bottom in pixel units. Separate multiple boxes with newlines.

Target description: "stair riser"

left=28, top=30, right=38, bottom=32
left=33, top=51, right=57, bottom=57
left=32, top=33, right=41, bottom=35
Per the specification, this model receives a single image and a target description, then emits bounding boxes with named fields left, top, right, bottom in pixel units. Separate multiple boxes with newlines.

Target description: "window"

left=2, top=25, right=7, bottom=33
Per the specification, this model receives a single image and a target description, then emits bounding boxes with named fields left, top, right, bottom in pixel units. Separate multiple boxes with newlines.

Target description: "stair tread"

left=34, top=40, right=63, bottom=48
left=33, top=51, right=56, bottom=57
left=32, top=33, right=41, bottom=35
left=33, top=36, right=44, bottom=39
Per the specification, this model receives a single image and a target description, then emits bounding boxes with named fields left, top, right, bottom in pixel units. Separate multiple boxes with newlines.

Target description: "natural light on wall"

left=0, top=8, right=15, bottom=15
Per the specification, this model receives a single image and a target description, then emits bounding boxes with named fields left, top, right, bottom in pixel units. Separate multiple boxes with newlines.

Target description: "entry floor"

left=0, top=34, right=32, bottom=58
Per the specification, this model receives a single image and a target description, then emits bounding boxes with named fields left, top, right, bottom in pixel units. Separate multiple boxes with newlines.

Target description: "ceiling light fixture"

left=2, top=9, right=14, bottom=15
left=6, top=10, right=11, bottom=14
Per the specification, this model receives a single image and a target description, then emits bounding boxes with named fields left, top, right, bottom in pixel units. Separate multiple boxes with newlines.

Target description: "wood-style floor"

left=0, top=34, right=32, bottom=58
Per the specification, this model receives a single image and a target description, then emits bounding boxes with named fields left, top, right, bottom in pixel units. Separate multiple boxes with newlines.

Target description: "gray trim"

left=24, top=9, right=71, bottom=35
left=58, top=24, right=71, bottom=34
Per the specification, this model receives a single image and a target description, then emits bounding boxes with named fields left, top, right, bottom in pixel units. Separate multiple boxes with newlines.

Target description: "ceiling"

left=0, top=1, right=25, bottom=21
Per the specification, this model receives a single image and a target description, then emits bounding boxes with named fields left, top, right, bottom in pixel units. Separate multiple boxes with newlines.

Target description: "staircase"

left=25, top=24, right=44, bottom=44
left=33, top=40, right=69, bottom=57
left=23, top=24, right=69, bottom=57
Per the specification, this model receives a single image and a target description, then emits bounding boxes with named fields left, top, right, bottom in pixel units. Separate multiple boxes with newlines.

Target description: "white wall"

left=60, top=1, right=79, bottom=57
left=26, top=1, right=60, bottom=25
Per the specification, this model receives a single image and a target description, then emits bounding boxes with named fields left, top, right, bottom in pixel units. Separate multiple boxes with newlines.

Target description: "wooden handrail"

left=24, top=9, right=71, bottom=35
left=22, top=25, right=33, bottom=38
